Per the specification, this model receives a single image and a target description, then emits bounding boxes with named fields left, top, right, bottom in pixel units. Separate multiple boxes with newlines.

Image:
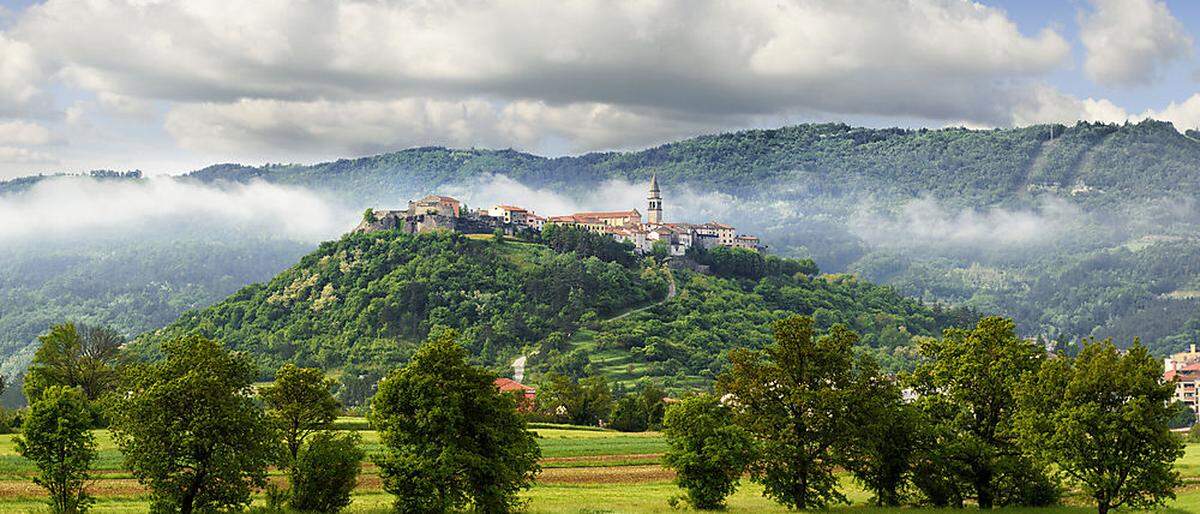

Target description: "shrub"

left=289, top=431, right=363, bottom=513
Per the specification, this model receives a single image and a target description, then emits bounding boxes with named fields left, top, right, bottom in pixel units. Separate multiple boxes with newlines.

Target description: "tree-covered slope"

left=133, top=231, right=667, bottom=374
left=0, top=237, right=311, bottom=379
left=133, top=230, right=971, bottom=384
left=190, top=120, right=1200, bottom=206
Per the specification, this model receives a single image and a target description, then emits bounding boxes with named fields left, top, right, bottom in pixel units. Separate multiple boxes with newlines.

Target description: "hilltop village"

left=354, top=176, right=763, bottom=255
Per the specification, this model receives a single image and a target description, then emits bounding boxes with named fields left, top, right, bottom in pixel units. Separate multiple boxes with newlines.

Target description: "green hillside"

left=7, top=120, right=1200, bottom=373
left=132, top=230, right=971, bottom=384
left=133, top=231, right=666, bottom=374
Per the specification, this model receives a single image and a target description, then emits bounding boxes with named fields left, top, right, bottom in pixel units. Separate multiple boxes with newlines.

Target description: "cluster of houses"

left=1165, top=344, right=1200, bottom=423
left=356, top=175, right=763, bottom=255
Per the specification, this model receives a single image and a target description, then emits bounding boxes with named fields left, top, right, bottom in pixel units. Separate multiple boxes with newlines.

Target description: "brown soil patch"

left=537, top=465, right=673, bottom=484
left=541, top=453, right=662, bottom=464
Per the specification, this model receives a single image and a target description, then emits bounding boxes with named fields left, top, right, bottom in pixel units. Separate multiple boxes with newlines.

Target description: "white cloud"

left=1144, top=93, right=1200, bottom=131
left=164, top=97, right=732, bottom=158
left=12, top=0, right=1075, bottom=157
left=851, top=196, right=1084, bottom=248
left=0, top=32, right=43, bottom=114
left=0, top=177, right=354, bottom=242
left=1080, top=0, right=1193, bottom=88
left=0, top=145, right=55, bottom=164
left=1010, top=85, right=1131, bottom=126
left=0, top=120, right=51, bottom=146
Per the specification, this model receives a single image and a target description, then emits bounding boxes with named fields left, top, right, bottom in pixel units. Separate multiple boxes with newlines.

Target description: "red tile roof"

left=494, top=378, right=535, bottom=393
left=572, top=210, right=640, bottom=218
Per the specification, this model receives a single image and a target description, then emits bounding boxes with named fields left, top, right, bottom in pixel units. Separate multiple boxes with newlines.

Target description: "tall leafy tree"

left=662, top=394, right=756, bottom=510
left=717, top=316, right=883, bottom=509
left=841, top=379, right=920, bottom=506
left=24, top=323, right=123, bottom=403
left=1017, top=340, right=1185, bottom=514
left=371, top=330, right=541, bottom=513
left=906, top=316, right=1046, bottom=509
left=110, top=335, right=277, bottom=514
left=260, top=364, right=340, bottom=464
left=16, top=386, right=96, bottom=514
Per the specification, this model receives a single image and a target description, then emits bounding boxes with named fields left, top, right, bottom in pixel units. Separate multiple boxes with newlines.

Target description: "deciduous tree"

left=1017, top=340, right=1185, bottom=514
left=289, top=431, right=363, bottom=514
left=371, top=330, right=540, bottom=513
left=16, top=386, right=96, bottom=514
left=906, top=316, right=1047, bottom=509
left=662, top=394, right=756, bottom=509
left=261, top=363, right=340, bottom=464
left=717, top=316, right=883, bottom=509
left=24, top=323, right=123, bottom=403
left=110, top=335, right=277, bottom=514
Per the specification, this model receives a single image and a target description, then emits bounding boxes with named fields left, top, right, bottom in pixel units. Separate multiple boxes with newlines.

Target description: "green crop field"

left=0, top=422, right=1196, bottom=513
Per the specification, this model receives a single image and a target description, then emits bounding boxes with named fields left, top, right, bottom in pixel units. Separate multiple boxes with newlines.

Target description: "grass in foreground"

left=1, top=482, right=1198, bottom=513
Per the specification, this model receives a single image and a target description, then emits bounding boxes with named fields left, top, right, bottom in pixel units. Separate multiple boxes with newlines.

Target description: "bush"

left=289, top=431, right=364, bottom=513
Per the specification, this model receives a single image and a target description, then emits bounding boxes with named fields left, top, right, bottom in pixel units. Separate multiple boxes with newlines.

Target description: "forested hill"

left=184, top=120, right=1200, bottom=206
left=131, top=230, right=970, bottom=384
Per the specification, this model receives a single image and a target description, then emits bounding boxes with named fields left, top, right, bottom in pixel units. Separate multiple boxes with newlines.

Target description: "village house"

left=408, top=194, right=462, bottom=218
left=1165, top=344, right=1200, bottom=422
left=489, top=205, right=529, bottom=224
left=494, top=377, right=536, bottom=412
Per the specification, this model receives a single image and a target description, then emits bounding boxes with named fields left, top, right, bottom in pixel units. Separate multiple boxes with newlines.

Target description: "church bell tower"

left=647, top=174, right=663, bottom=224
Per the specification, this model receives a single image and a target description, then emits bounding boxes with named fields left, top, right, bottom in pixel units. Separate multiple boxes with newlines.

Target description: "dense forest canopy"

left=130, top=230, right=967, bottom=387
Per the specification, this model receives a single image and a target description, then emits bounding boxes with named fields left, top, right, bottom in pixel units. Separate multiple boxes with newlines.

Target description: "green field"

left=0, top=421, right=1197, bottom=513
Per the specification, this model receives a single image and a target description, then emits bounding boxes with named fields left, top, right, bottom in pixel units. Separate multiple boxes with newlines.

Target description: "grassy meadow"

left=0, top=419, right=1197, bottom=513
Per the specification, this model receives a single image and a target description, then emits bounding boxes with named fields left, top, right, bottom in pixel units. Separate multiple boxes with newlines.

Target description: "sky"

left=0, top=0, right=1199, bottom=179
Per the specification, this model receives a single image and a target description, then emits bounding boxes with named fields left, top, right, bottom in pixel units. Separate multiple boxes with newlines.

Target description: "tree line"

left=660, top=315, right=1184, bottom=513
left=12, top=313, right=1187, bottom=514
left=16, top=323, right=539, bottom=514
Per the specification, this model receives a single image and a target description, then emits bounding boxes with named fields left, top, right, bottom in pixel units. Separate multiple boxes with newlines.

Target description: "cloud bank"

left=0, top=177, right=355, bottom=242
left=444, top=174, right=738, bottom=224
left=850, top=196, right=1084, bottom=248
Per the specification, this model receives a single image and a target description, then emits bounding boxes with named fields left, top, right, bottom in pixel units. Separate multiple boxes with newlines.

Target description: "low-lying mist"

left=849, top=196, right=1086, bottom=249
left=0, top=176, right=358, bottom=244
left=444, top=174, right=740, bottom=224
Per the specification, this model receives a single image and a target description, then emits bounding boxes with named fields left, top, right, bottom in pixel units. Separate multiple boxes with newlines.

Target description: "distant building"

left=489, top=205, right=529, bottom=224
left=647, top=174, right=663, bottom=224
left=548, top=210, right=642, bottom=234
left=408, top=195, right=462, bottom=218
left=1165, top=344, right=1200, bottom=422
left=732, top=235, right=762, bottom=250
left=525, top=214, right=546, bottom=231
left=358, top=176, right=766, bottom=257
left=494, top=377, right=536, bottom=412
left=695, top=222, right=735, bottom=246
